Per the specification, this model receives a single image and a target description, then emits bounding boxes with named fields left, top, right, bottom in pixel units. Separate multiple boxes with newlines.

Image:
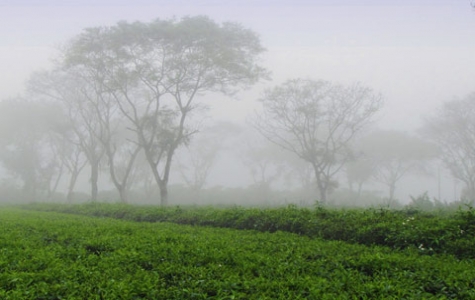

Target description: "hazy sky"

left=1, top=0, right=475, bottom=130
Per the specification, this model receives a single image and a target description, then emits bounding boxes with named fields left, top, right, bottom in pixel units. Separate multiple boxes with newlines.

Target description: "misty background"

left=1, top=0, right=475, bottom=207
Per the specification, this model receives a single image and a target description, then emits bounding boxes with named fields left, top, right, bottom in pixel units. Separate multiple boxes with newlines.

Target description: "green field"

left=1, top=206, right=475, bottom=299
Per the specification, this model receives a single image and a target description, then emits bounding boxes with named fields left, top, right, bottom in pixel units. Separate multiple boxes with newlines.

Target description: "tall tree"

left=62, top=16, right=268, bottom=205
left=424, top=93, right=475, bottom=202
left=253, top=79, right=382, bottom=203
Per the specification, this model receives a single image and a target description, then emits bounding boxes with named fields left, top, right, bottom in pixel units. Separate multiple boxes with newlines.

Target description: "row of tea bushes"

left=2, top=208, right=475, bottom=298
left=24, top=202, right=475, bottom=259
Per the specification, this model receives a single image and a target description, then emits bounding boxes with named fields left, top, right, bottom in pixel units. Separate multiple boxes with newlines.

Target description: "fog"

left=1, top=0, right=475, bottom=207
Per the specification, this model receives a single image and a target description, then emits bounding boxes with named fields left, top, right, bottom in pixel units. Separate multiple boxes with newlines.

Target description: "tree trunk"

left=313, top=165, right=327, bottom=204
left=315, top=176, right=327, bottom=204
left=66, top=171, right=79, bottom=203
left=357, top=182, right=363, bottom=199
left=147, top=161, right=168, bottom=206
left=319, top=185, right=328, bottom=204
left=348, top=180, right=354, bottom=192
left=118, top=186, right=128, bottom=203
left=48, top=163, right=64, bottom=198
left=90, top=161, right=99, bottom=202
left=388, top=183, right=396, bottom=205
left=159, top=181, right=168, bottom=206
left=466, top=181, right=475, bottom=204
left=105, top=145, right=140, bottom=204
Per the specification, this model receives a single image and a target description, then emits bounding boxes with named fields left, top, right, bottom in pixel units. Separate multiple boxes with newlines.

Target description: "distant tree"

left=424, top=93, right=475, bottom=202
left=282, top=156, right=315, bottom=191
left=23, top=80, right=89, bottom=202
left=242, top=140, right=287, bottom=190
left=52, top=128, right=87, bottom=203
left=0, top=99, right=64, bottom=201
left=177, top=137, right=219, bottom=192
left=100, top=119, right=142, bottom=203
left=176, top=122, right=240, bottom=192
left=28, top=71, right=106, bottom=202
left=253, top=79, right=382, bottom=203
left=345, top=155, right=374, bottom=198
left=29, top=67, right=147, bottom=203
left=356, top=130, right=436, bottom=204
left=62, top=16, right=268, bottom=205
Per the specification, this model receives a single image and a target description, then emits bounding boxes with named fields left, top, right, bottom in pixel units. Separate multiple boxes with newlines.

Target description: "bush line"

left=24, top=202, right=475, bottom=259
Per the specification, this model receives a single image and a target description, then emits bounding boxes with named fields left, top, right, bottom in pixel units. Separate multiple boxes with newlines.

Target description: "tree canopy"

left=60, top=16, right=268, bottom=205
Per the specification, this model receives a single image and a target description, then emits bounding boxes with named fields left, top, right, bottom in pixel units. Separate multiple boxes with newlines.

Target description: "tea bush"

left=2, top=208, right=475, bottom=298
left=25, top=202, right=475, bottom=259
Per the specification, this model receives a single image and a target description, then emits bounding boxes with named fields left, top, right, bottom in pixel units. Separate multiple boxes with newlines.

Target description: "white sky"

left=1, top=0, right=475, bottom=131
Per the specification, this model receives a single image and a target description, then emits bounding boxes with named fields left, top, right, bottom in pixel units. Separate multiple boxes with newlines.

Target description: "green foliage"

left=407, top=192, right=439, bottom=212
left=2, top=208, right=475, bottom=298
left=25, top=202, right=475, bottom=259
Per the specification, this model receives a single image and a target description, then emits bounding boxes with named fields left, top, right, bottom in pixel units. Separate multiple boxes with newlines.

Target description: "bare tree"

left=102, top=127, right=142, bottom=203
left=425, top=93, right=475, bottom=202
left=253, top=79, right=382, bottom=203
left=29, top=68, right=144, bottom=203
left=76, top=75, right=142, bottom=204
left=177, top=140, right=219, bottom=192
left=355, top=130, right=436, bottom=204
left=241, top=141, right=287, bottom=189
left=62, top=16, right=268, bottom=205
left=54, top=134, right=87, bottom=203
left=346, top=156, right=374, bottom=199
left=28, top=71, right=106, bottom=201
left=0, top=99, right=64, bottom=201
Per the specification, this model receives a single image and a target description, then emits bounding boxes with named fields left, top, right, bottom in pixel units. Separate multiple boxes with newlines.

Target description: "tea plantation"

left=1, top=205, right=475, bottom=299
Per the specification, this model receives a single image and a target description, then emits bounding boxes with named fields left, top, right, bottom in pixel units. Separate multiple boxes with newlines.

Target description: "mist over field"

left=4, top=3, right=475, bottom=298
left=1, top=0, right=475, bottom=208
